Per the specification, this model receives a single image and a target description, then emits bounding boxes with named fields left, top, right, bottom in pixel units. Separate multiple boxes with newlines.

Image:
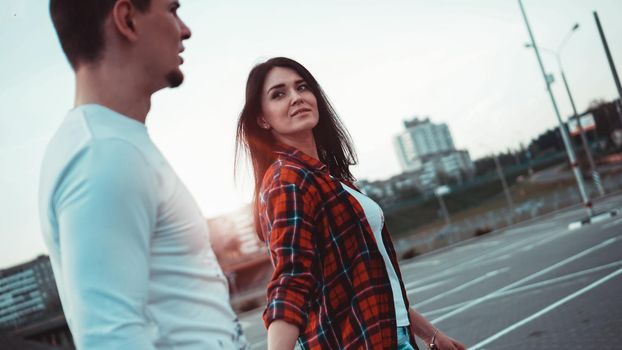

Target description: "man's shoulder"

left=44, top=127, right=144, bottom=171
left=41, top=111, right=154, bottom=191
left=45, top=107, right=154, bottom=167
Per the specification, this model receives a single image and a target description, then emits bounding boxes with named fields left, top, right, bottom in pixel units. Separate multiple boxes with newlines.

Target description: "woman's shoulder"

left=261, top=158, right=319, bottom=192
left=265, top=158, right=314, bottom=182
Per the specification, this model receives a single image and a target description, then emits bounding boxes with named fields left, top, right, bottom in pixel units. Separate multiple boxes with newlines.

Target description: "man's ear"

left=111, top=0, right=139, bottom=42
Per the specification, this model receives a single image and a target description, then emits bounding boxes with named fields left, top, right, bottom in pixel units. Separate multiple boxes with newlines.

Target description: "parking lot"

left=239, top=192, right=622, bottom=349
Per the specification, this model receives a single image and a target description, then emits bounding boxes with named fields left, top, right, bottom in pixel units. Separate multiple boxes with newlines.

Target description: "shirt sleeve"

left=53, top=139, right=158, bottom=349
left=262, top=167, right=319, bottom=331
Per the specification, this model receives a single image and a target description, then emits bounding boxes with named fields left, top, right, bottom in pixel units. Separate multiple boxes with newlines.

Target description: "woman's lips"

left=291, top=108, right=311, bottom=117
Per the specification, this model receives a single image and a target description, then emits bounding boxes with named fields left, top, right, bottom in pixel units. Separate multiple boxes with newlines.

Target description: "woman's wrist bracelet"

left=429, top=328, right=439, bottom=349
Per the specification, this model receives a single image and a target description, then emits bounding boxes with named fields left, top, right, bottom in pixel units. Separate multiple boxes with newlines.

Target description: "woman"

left=235, top=57, right=465, bottom=350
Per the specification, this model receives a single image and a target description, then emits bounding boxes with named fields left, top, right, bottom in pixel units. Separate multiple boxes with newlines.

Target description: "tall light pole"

left=478, top=142, right=516, bottom=223
left=493, top=154, right=515, bottom=224
left=525, top=24, right=605, bottom=197
left=594, top=11, right=622, bottom=127
left=434, top=186, right=451, bottom=226
left=518, top=0, right=594, bottom=217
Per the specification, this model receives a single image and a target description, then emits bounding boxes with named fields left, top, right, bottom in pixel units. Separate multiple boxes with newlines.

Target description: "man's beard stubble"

left=166, top=70, right=184, bottom=88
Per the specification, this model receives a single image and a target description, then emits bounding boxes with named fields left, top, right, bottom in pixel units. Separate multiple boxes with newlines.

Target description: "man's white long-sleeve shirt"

left=39, top=104, right=246, bottom=349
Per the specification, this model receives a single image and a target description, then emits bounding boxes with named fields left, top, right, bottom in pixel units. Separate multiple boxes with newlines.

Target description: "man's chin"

left=166, top=70, right=184, bottom=88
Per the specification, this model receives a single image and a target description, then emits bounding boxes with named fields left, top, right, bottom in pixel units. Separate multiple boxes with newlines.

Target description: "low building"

left=357, top=170, right=427, bottom=206
left=207, top=204, right=266, bottom=264
left=207, top=206, right=272, bottom=311
left=0, top=255, right=60, bottom=331
left=0, top=255, right=72, bottom=348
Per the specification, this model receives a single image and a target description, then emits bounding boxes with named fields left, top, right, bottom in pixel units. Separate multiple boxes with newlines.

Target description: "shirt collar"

left=274, top=142, right=328, bottom=173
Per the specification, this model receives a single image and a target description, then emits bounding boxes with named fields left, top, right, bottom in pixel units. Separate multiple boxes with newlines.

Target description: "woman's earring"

left=263, top=124, right=270, bottom=130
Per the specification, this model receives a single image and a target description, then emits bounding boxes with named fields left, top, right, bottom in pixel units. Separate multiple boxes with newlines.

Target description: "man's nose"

left=180, top=19, right=192, bottom=40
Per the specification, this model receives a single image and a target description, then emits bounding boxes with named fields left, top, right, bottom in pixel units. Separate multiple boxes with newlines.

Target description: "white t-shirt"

left=39, top=104, right=248, bottom=350
left=340, top=182, right=410, bottom=327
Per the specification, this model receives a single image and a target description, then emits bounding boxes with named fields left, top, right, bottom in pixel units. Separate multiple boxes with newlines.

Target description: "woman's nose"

left=290, top=91, right=303, bottom=105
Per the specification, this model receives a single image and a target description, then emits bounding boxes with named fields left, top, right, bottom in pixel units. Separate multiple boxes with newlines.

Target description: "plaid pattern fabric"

left=259, top=144, right=419, bottom=350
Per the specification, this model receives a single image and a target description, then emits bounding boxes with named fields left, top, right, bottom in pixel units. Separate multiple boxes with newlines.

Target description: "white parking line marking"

left=603, top=217, right=622, bottom=229
left=421, top=260, right=622, bottom=317
left=422, top=301, right=467, bottom=318
left=413, top=268, right=508, bottom=308
left=411, top=228, right=573, bottom=288
left=405, top=279, right=448, bottom=292
left=470, top=267, right=622, bottom=350
left=402, top=259, right=441, bottom=270
left=468, top=253, right=513, bottom=267
left=431, top=237, right=618, bottom=324
left=451, top=228, right=572, bottom=271
left=501, top=260, right=622, bottom=296
left=504, top=221, right=558, bottom=237
left=520, top=244, right=534, bottom=251
left=414, top=236, right=540, bottom=285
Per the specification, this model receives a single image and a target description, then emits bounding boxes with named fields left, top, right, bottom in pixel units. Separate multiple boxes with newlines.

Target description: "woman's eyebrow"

left=267, top=83, right=285, bottom=94
left=267, top=79, right=306, bottom=94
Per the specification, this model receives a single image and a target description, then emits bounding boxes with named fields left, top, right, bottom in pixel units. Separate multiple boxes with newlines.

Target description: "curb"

left=568, top=209, right=620, bottom=230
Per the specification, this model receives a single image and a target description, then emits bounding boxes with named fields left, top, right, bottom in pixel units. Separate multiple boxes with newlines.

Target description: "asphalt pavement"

left=238, top=192, right=622, bottom=350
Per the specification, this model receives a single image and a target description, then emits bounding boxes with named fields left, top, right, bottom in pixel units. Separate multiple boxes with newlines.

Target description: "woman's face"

left=258, top=67, right=319, bottom=141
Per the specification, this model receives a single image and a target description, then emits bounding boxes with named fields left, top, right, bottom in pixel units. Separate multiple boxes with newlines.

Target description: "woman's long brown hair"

left=235, top=57, right=357, bottom=240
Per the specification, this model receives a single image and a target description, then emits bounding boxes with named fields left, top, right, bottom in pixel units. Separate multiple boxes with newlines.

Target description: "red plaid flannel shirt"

left=259, top=144, right=419, bottom=349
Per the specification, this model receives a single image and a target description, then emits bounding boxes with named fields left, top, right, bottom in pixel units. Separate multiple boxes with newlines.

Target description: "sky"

left=1, top=0, right=621, bottom=268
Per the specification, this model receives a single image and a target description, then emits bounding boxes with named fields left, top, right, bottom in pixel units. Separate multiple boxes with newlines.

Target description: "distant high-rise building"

left=395, top=118, right=455, bottom=169
left=394, top=117, right=475, bottom=189
left=0, top=256, right=60, bottom=330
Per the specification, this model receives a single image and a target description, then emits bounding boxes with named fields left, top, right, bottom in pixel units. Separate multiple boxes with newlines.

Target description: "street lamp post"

left=492, top=154, right=515, bottom=224
left=560, top=68, right=606, bottom=197
left=525, top=24, right=605, bottom=197
left=518, top=0, right=594, bottom=217
left=434, top=186, right=451, bottom=226
left=594, top=11, right=622, bottom=127
left=478, top=141, right=516, bottom=223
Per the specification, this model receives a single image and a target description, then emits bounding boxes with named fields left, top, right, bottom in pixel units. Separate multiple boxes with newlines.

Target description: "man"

left=39, top=1, right=249, bottom=348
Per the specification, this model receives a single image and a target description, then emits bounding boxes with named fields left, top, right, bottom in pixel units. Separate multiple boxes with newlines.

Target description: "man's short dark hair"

left=50, top=0, right=151, bottom=69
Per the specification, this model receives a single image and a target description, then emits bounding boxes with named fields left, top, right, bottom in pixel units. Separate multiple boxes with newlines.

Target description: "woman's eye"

left=298, top=84, right=308, bottom=91
left=271, top=91, right=284, bottom=99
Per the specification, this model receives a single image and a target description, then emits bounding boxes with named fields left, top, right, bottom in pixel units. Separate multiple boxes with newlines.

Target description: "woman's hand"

left=408, top=307, right=466, bottom=350
left=429, top=330, right=466, bottom=350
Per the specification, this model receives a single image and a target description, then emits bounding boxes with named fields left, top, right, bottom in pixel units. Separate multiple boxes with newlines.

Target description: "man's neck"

left=74, top=63, right=152, bottom=124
